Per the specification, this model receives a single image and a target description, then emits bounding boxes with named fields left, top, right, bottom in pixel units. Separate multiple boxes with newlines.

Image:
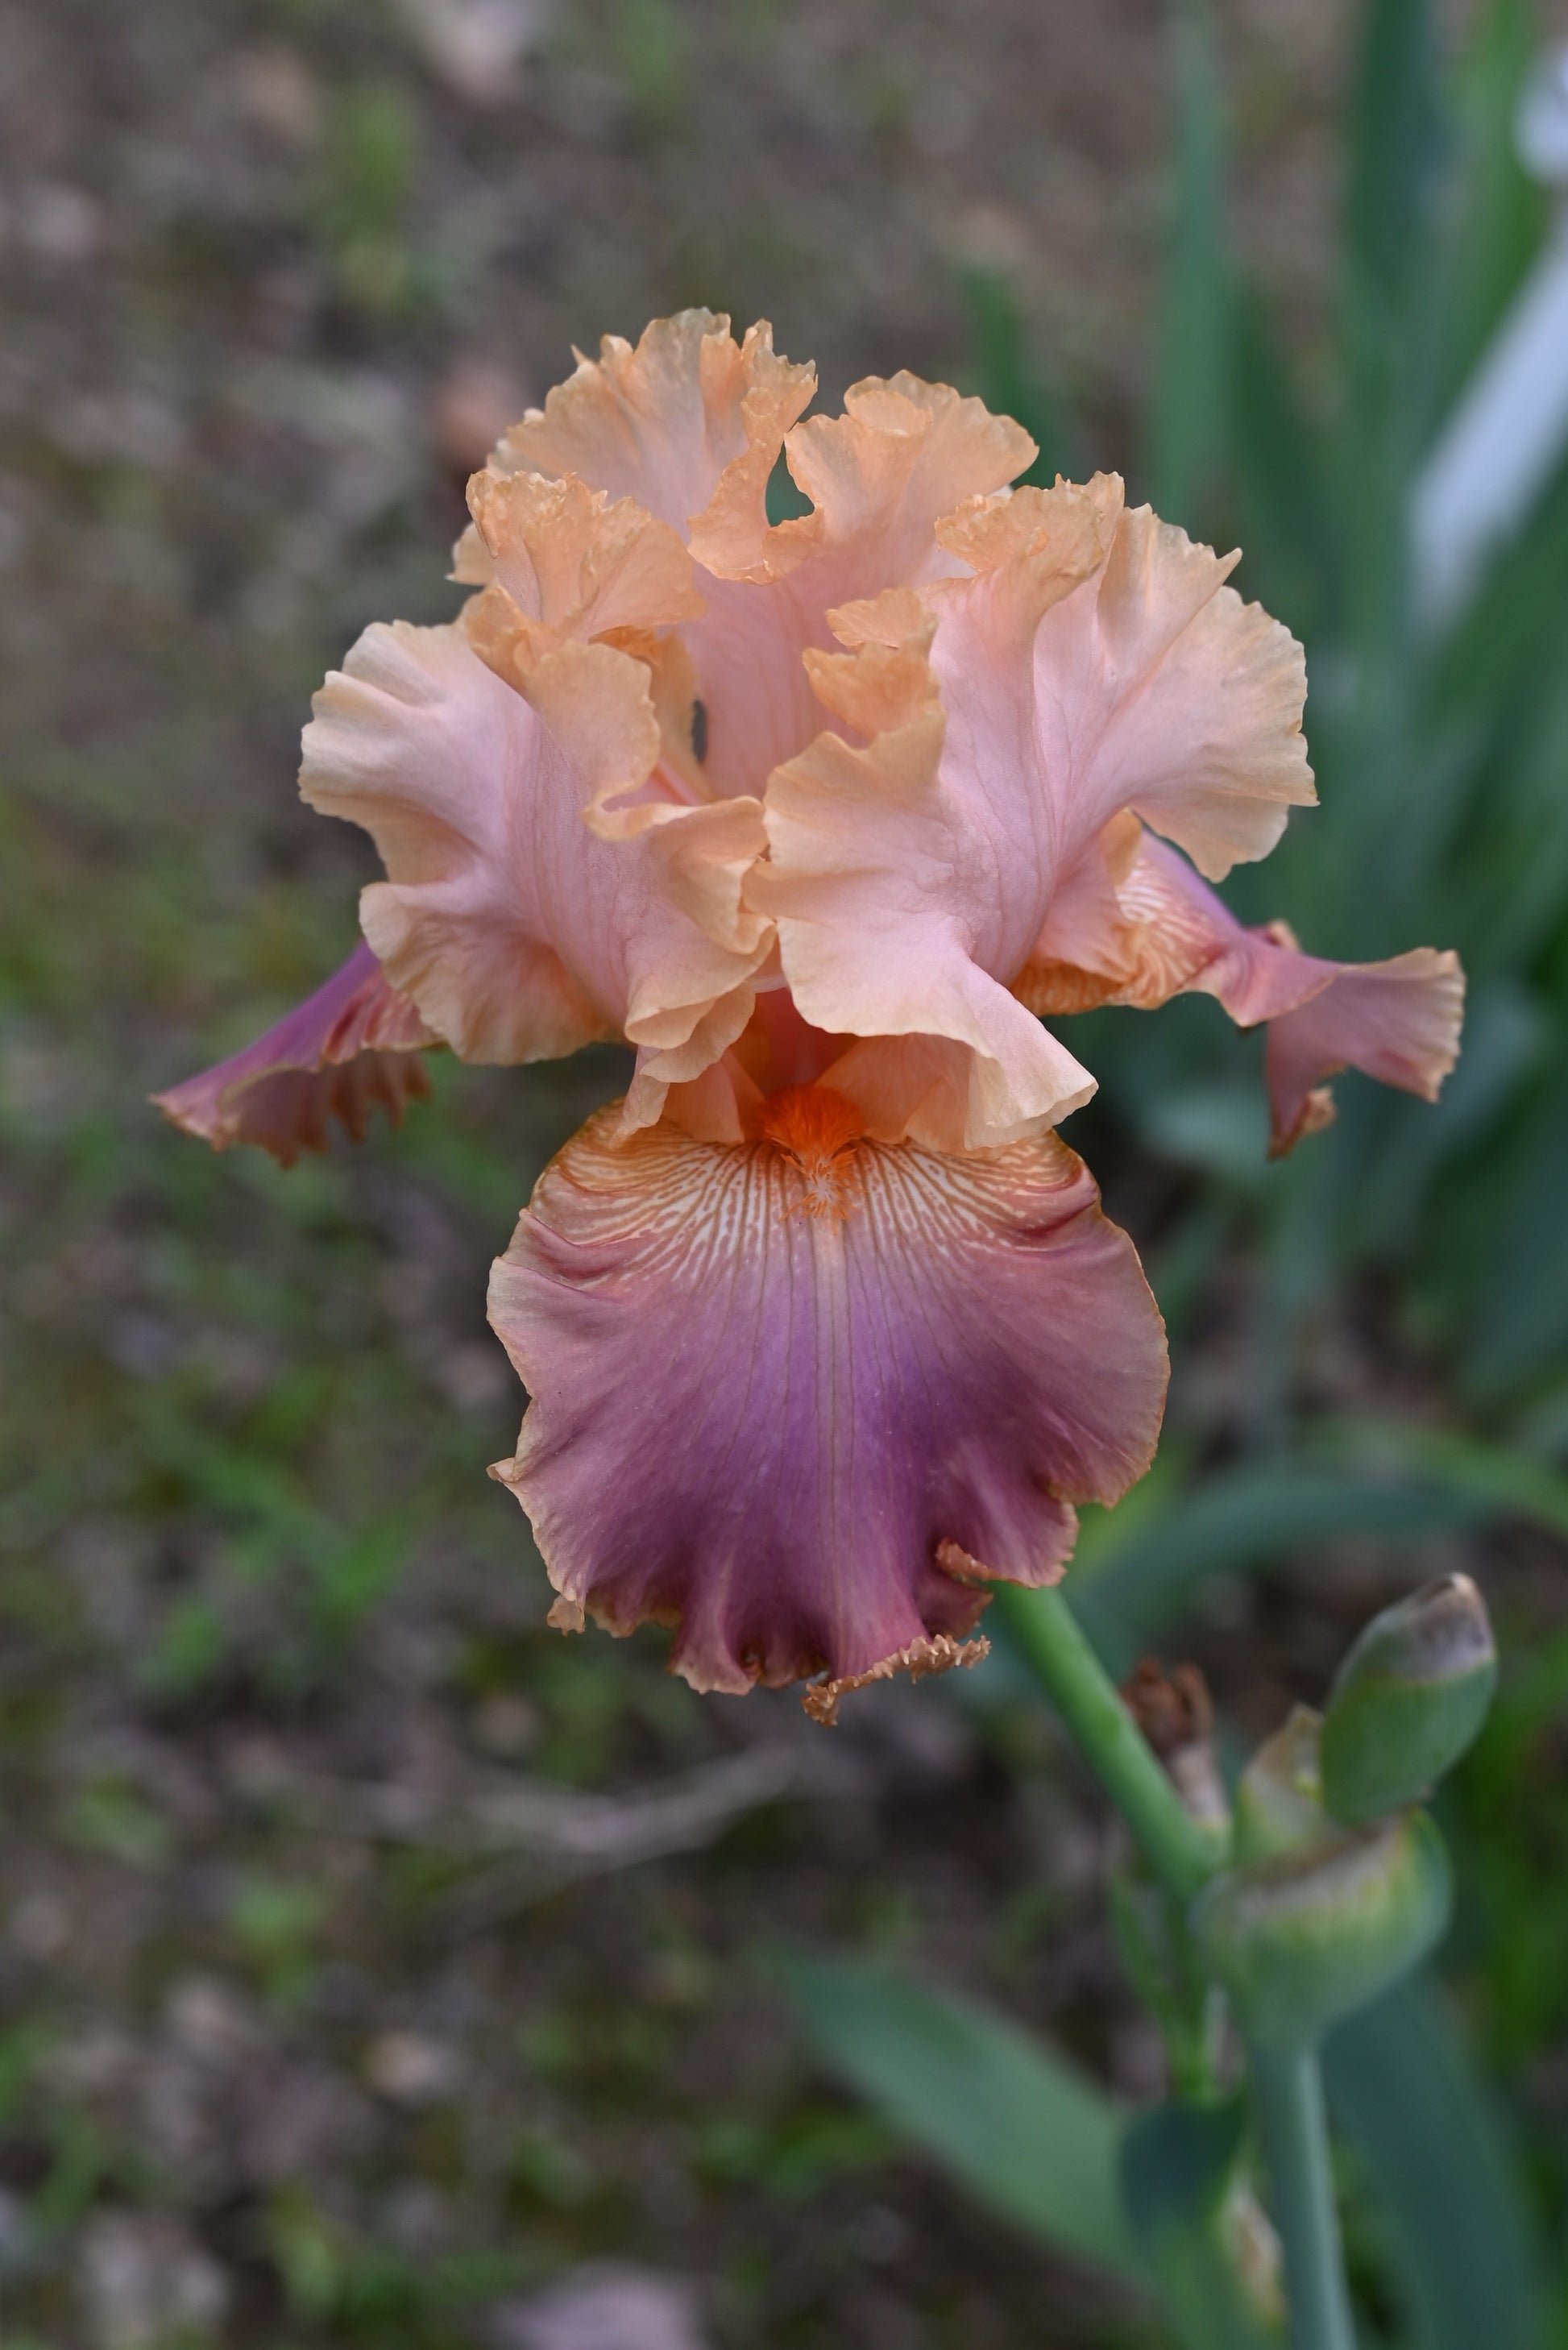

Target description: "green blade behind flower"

left=1121, top=2098, right=1284, bottom=2349
left=776, top=1946, right=1140, bottom=2280
left=957, top=265, right=1072, bottom=488
left=1064, top=1464, right=1491, bottom=1676
left=1325, top=1974, right=1545, bottom=2350
left=1147, top=0, right=1229, bottom=523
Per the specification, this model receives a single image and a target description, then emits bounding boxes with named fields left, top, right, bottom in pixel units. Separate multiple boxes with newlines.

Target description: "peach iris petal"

left=755, top=477, right=1315, bottom=1150
left=679, top=369, right=1039, bottom=803
left=299, top=621, right=770, bottom=1101
left=463, top=465, right=704, bottom=654
left=486, top=1090, right=1167, bottom=1713
left=471, top=311, right=1036, bottom=803
left=1023, top=828, right=1465, bottom=1155
left=151, top=941, right=435, bottom=1167
left=489, top=311, right=819, bottom=563
left=931, top=475, right=1315, bottom=886
left=754, top=587, right=1097, bottom=1149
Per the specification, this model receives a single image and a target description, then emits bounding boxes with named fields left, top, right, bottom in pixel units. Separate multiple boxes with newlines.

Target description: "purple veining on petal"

left=487, top=1098, right=1168, bottom=1706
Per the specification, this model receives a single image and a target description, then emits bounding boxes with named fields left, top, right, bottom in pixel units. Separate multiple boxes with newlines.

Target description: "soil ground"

left=4, top=4, right=1562, bottom=2345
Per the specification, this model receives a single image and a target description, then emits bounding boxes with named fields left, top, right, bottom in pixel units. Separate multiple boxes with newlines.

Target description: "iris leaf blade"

left=1325, top=1973, right=1545, bottom=2350
left=776, top=1945, right=1140, bottom=2279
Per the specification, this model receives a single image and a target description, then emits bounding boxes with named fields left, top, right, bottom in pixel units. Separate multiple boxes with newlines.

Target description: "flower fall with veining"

left=156, top=312, right=1464, bottom=1719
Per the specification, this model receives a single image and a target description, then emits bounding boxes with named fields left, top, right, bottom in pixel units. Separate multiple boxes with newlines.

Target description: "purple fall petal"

left=151, top=940, right=436, bottom=1167
left=487, top=1098, right=1168, bottom=1716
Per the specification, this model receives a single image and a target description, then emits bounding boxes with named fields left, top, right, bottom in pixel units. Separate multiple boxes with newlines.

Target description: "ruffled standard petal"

left=487, top=310, right=819, bottom=570
left=458, top=459, right=711, bottom=839
left=683, top=372, right=1038, bottom=802
left=1020, top=828, right=1465, bottom=1155
left=784, top=374, right=1037, bottom=584
left=463, top=466, right=704, bottom=649
left=930, top=475, right=1316, bottom=887
left=487, top=1092, right=1167, bottom=1714
left=300, top=621, right=771, bottom=1100
left=753, top=588, right=1096, bottom=1148
left=151, top=940, right=436, bottom=1167
left=756, top=480, right=1315, bottom=1141
left=473, top=315, right=1039, bottom=804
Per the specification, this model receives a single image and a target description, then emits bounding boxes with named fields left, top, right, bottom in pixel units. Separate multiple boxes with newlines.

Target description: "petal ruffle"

left=753, top=588, right=1096, bottom=1148
left=930, top=475, right=1316, bottom=887
left=487, top=310, right=819, bottom=572
left=463, top=466, right=703, bottom=648
left=754, top=479, right=1314, bottom=1142
left=300, top=621, right=771, bottom=1098
left=785, top=374, right=1038, bottom=586
left=682, top=372, right=1037, bottom=800
left=151, top=940, right=435, bottom=1167
left=1022, top=828, right=1465, bottom=1155
left=476, top=314, right=1037, bottom=803
left=487, top=1094, right=1167, bottom=1712
left=1261, top=956, right=1464, bottom=1154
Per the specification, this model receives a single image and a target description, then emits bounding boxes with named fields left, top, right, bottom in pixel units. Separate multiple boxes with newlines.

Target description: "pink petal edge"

left=151, top=940, right=435, bottom=1167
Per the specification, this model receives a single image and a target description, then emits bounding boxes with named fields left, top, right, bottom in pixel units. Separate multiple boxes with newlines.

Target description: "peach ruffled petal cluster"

left=157, top=312, right=1465, bottom=1713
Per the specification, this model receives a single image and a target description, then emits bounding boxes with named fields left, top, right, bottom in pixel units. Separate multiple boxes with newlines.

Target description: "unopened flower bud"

left=1194, top=1810, right=1452, bottom=2050
left=1233, top=1704, right=1329, bottom=1864
left=1320, top=1574, right=1497, bottom=1827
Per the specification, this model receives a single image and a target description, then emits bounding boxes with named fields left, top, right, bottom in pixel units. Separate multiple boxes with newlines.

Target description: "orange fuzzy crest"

left=757, top=1083, right=865, bottom=1218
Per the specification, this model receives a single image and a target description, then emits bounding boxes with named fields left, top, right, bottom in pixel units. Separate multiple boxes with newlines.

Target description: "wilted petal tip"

left=801, top=1632, right=992, bottom=1727
left=935, top=1535, right=1068, bottom=1588
left=151, top=941, right=437, bottom=1166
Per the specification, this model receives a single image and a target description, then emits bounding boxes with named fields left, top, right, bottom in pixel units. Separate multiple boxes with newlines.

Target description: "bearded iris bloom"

left=156, top=313, right=1463, bottom=1720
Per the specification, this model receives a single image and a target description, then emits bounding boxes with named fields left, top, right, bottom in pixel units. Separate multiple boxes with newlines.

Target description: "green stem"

left=993, top=1585, right=1216, bottom=1902
left=998, top=1584, right=1360, bottom=2344
left=1249, top=2045, right=1359, bottom=2350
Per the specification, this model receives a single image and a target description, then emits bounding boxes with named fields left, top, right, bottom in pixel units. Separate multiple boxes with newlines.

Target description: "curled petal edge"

left=151, top=941, right=436, bottom=1167
left=1018, top=828, right=1466, bottom=1154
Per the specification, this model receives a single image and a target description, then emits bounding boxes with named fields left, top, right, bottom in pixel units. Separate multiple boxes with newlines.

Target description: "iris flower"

left=157, top=313, right=1463, bottom=1721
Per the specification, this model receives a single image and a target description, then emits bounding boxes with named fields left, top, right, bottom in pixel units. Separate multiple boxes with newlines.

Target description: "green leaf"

left=1337, top=0, right=1446, bottom=654
left=1147, top=0, right=1229, bottom=520
left=776, top=1945, right=1140, bottom=2277
left=1325, top=1973, right=1545, bottom=2350
left=1318, top=1418, right=1568, bottom=1542
left=1121, top=2099, right=1283, bottom=2348
left=1437, top=0, right=1546, bottom=407
left=1345, top=0, right=1443, bottom=310
left=957, top=265, right=1071, bottom=484
left=1227, top=281, right=1337, bottom=641
left=1068, top=1466, right=1490, bottom=1674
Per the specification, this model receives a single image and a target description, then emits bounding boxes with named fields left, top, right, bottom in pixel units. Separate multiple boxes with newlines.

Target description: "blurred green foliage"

left=969, top=0, right=1568, bottom=1424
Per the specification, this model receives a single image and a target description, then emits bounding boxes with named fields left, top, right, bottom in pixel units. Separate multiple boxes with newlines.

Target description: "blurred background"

left=6, top=0, right=1568, bottom=2342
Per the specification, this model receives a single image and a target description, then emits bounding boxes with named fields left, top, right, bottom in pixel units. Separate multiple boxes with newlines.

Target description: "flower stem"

left=1248, top=2045, right=1359, bottom=2350
left=997, top=1584, right=1361, bottom=2344
left=993, top=1585, right=1215, bottom=1902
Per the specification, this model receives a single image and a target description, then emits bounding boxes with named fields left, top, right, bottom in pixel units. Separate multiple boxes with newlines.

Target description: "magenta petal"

left=1116, top=837, right=1465, bottom=1152
left=152, top=941, right=436, bottom=1166
left=1262, top=958, right=1466, bottom=1156
left=487, top=1100, right=1168, bottom=1711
